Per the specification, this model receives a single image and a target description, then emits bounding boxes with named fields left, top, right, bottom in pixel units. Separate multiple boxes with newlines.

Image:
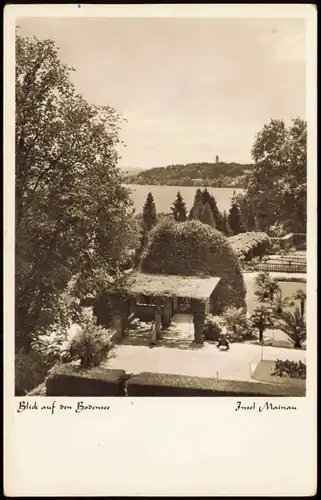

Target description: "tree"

left=200, top=188, right=223, bottom=230
left=269, top=290, right=295, bottom=315
left=254, top=271, right=270, bottom=290
left=235, top=193, right=256, bottom=231
left=228, top=193, right=245, bottom=235
left=292, top=289, right=307, bottom=319
left=222, top=210, right=233, bottom=237
left=240, top=118, right=307, bottom=233
left=199, top=202, right=215, bottom=227
left=249, top=306, right=273, bottom=343
left=189, top=188, right=224, bottom=231
left=254, top=272, right=280, bottom=303
left=140, top=218, right=247, bottom=313
left=142, top=192, right=157, bottom=231
left=15, top=32, right=138, bottom=362
left=133, top=220, right=149, bottom=268
left=171, top=191, right=187, bottom=222
left=275, top=307, right=306, bottom=349
left=189, top=189, right=202, bottom=220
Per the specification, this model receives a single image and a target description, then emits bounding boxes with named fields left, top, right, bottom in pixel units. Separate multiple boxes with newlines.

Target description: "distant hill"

left=120, top=166, right=145, bottom=178
left=122, top=161, right=254, bottom=187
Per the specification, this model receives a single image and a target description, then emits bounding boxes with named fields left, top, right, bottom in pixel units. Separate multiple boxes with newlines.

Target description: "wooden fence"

left=244, top=262, right=306, bottom=273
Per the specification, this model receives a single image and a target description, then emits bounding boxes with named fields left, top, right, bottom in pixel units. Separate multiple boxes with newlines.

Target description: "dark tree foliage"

left=228, top=193, right=245, bottom=235
left=15, top=31, right=138, bottom=392
left=142, top=192, right=157, bottom=231
left=189, top=188, right=224, bottom=232
left=200, top=188, right=223, bottom=230
left=171, top=191, right=187, bottom=222
left=189, top=189, right=202, bottom=220
left=199, top=202, right=215, bottom=228
left=240, top=118, right=307, bottom=233
left=222, top=210, right=233, bottom=237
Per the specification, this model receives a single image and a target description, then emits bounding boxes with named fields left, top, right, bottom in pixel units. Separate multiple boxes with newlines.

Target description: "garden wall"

left=45, top=367, right=306, bottom=397
left=46, top=365, right=128, bottom=396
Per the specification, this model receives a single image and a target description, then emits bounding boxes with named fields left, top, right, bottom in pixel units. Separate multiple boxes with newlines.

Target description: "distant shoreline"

left=121, top=161, right=252, bottom=188
left=123, top=181, right=245, bottom=188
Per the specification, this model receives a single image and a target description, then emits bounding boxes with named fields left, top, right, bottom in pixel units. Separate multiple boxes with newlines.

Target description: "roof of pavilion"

left=119, top=272, right=221, bottom=301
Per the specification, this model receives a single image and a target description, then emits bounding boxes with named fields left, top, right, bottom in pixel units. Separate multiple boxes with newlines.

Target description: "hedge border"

left=125, top=372, right=306, bottom=397
left=46, top=364, right=129, bottom=396
left=42, top=366, right=306, bottom=397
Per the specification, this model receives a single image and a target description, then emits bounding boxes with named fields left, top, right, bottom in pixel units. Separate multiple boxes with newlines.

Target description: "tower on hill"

left=215, top=155, right=220, bottom=163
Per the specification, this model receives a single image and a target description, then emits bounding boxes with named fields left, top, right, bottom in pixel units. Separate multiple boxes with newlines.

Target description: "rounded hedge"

left=140, top=219, right=246, bottom=313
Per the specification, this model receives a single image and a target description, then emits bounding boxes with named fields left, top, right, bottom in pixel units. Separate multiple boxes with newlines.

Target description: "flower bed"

left=271, top=359, right=306, bottom=379
left=252, top=360, right=306, bottom=388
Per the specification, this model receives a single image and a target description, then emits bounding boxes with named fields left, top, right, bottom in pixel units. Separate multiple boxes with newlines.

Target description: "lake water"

left=123, top=184, right=243, bottom=214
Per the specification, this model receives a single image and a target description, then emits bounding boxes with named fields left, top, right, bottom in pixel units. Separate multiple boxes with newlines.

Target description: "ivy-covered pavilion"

left=108, top=271, right=221, bottom=342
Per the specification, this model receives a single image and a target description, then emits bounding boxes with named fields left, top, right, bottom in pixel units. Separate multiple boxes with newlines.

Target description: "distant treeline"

left=122, top=161, right=254, bottom=187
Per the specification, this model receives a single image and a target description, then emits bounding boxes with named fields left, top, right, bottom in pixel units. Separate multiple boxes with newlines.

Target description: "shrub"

left=68, top=318, right=113, bottom=368
left=267, top=222, right=288, bottom=238
left=15, top=349, right=54, bottom=396
left=275, top=277, right=306, bottom=283
left=46, top=364, right=128, bottom=396
left=202, top=315, right=222, bottom=341
left=140, top=219, right=246, bottom=313
left=221, top=307, right=255, bottom=342
left=271, top=359, right=306, bottom=379
left=126, top=372, right=305, bottom=397
left=229, top=231, right=271, bottom=261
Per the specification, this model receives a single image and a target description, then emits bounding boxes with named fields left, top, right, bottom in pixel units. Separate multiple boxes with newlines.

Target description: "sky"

left=17, top=17, right=306, bottom=169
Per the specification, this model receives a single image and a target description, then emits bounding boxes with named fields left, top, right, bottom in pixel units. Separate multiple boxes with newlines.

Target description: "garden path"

left=103, top=341, right=306, bottom=382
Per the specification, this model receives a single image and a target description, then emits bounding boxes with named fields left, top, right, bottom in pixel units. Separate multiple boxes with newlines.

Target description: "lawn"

left=276, top=281, right=307, bottom=304
left=244, top=275, right=306, bottom=315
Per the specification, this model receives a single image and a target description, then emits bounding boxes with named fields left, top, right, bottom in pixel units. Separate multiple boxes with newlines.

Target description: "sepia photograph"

left=14, top=13, right=310, bottom=399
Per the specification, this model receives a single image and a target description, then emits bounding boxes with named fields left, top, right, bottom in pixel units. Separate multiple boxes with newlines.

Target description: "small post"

left=155, top=303, right=161, bottom=340
left=261, top=340, right=264, bottom=361
left=249, top=362, right=252, bottom=378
